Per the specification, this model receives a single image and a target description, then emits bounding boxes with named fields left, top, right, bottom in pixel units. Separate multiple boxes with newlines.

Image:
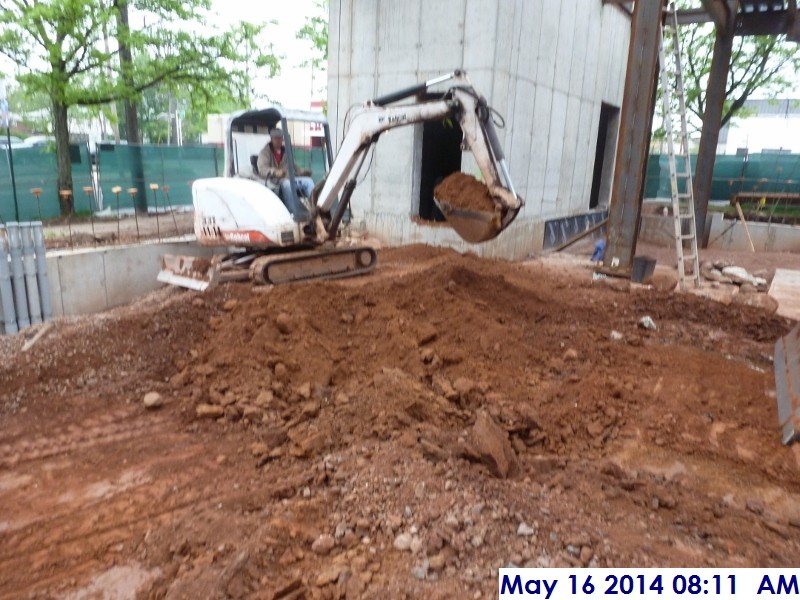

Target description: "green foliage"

left=0, top=0, right=279, bottom=109
left=138, top=83, right=242, bottom=144
left=296, top=0, right=328, bottom=72
left=672, top=0, right=800, bottom=131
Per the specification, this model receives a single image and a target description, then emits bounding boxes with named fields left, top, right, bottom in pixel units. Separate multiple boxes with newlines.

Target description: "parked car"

left=24, top=135, right=55, bottom=148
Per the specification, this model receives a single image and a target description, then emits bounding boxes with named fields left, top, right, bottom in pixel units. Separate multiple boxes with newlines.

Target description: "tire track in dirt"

left=0, top=422, right=255, bottom=597
left=0, top=407, right=168, bottom=468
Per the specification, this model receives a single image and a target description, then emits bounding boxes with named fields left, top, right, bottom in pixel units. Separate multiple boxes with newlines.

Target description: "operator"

left=257, top=127, right=314, bottom=219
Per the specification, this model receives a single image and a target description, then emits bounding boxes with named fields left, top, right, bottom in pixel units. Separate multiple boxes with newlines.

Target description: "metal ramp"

left=775, top=325, right=800, bottom=445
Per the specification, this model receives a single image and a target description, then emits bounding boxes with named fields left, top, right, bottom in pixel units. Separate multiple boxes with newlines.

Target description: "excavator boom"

left=313, top=70, right=523, bottom=244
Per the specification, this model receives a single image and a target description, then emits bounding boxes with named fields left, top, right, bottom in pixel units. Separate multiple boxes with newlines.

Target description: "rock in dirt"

left=563, top=348, right=578, bottom=361
left=650, top=272, right=678, bottom=292
left=222, top=299, right=238, bottom=312
left=272, top=579, right=304, bottom=600
left=274, top=362, right=290, bottom=382
left=739, top=282, right=758, bottom=295
left=594, top=276, right=631, bottom=293
left=416, top=324, right=438, bottom=347
left=433, top=172, right=496, bottom=212
left=731, top=292, right=778, bottom=315
left=275, top=312, right=292, bottom=335
left=517, top=522, right=536, bottom=537
left=746, top=499, right=765, bottom=515
left=428, top=553, right=447, bottom=572
left=453, top=376, right=476, bottom=399
left=411, top=560, right=429, bottom=581
left=468, top=410, right=518, bottom=478
left=722, top=266, right=756, bottom=286
left=311, top=534, right=336, bottom=555
left=315, top=565, right=344, bottom=587
left=255, top=390, right=274, bottom=407
left=702, top=268, right=729, bottom=283
left=143, top=392, right=163, bottom=409
left=393, top=533, right=413, bottom=552
left=638, top=316, right=657, bottom=331
left=196, top=404, right=224, bottom=419
left=610, top=330, right=624, bottom=341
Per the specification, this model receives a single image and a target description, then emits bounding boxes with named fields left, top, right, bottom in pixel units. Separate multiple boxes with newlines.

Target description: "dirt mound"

left=434, top=172, right=496, bottom=212
left=1, top=245, right=798, bottom=598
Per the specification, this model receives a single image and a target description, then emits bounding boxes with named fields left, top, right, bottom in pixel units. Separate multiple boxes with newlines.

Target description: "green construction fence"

left=644, top=152, right=800, bottom=201
left=0, top=144, right=93, bottom=222
left=96, top=144, right=224, bottom=211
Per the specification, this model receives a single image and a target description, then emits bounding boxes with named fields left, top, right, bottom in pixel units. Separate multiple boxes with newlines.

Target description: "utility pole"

left=0, top=79, right=19, bottom=222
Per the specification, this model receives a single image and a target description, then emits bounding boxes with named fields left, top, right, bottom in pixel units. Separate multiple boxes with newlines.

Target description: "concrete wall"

left=46, top=239, right=215, bottom=317
left=329, top=0, right=631, bottom=259
left=638, top=212, right=800, bottom=253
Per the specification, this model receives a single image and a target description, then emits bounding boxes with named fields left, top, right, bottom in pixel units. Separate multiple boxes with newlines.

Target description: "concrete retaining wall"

left=46, top=238, right=215, bottom=317
left=638, top=213, right=800, bottom=253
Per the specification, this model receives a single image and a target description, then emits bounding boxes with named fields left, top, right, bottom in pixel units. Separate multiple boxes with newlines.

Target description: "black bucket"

left=631, top=255, right=657, bottom=284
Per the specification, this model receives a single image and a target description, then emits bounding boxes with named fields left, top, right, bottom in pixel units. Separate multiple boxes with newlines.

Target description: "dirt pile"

left=1, top=245, right=798, bottom=599
left=434, top=172, right=496, bottom=212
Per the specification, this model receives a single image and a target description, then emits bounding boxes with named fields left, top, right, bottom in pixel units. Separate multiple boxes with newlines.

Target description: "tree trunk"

left=52, top=99, right=74, bottom=216
left=694, top=26, right=735, bottom=248
left=115, top=0, right=147, bottom=213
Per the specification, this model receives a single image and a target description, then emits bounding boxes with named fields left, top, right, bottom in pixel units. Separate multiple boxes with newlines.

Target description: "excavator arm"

left=312, top=71, right=524, bottom=244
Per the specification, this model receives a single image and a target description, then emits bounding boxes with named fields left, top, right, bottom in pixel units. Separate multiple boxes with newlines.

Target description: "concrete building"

left=328, top=0, right=631, bottom=258
left=720, top=99, right=800, bottom=154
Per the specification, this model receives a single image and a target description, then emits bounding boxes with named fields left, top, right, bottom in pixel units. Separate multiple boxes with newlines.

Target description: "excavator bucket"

left=775, top=324, right=800, bottom=445
left=435, top=199, right=521, bottom=244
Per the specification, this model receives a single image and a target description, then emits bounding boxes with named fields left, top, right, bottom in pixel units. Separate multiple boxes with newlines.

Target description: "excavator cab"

left=225, top=107, right=334, bottom=219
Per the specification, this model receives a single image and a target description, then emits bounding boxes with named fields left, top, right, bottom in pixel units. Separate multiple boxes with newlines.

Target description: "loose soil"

left=434, top=173, right=496, bottom=212
left=1, top=245, right=798, bottom=599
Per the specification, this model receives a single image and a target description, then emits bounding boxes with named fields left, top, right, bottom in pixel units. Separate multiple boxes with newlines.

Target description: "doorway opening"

left=418, top=108, right=462, bottom=221
left=589, top=102, right=620, bottom=209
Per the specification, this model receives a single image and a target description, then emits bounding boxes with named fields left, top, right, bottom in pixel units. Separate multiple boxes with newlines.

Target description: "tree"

left=296, top=0, right=328, bottom=100
left=138, top=82, right=241, bottom=144
left=673, top=1, right=800, bottom=133
left=0, top=0, right=278, bottom=215
left=296, top=0, right=328, bottom=72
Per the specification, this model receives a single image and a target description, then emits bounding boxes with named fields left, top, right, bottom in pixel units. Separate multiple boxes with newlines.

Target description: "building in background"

left=720, top=99, right=800, bottom=155
left=328, top=0, right=631, bottom=259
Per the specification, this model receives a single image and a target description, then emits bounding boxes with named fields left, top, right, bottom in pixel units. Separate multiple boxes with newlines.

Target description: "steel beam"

left=602, top=0, right=667, bottom=276
left=737, top=9, right=793, bottom=34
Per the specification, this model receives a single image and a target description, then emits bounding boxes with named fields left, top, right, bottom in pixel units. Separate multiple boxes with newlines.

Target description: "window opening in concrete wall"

left=418, top=109, right=463, bottom=222
left=589, top=102, right=620, bottom=209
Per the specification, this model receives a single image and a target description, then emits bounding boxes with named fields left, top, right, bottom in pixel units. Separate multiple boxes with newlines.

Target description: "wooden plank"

left=770, top=269, right=800, bottom=321
left=734, top=200, right=756, bottom=253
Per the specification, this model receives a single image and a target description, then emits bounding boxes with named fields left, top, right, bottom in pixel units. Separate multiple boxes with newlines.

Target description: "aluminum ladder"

left=659, top=5, right=701, bottom=290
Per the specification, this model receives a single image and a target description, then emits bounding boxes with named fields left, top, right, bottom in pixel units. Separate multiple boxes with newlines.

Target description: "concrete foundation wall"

left=46, top=239, right=215, bottom=317
left=328, top=0, right=631, bottom=258
left=638, top=213, right=800, bottom=253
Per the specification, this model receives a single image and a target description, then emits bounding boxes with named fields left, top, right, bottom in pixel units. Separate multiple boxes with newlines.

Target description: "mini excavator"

left=159, top=71, right=523, bottom=289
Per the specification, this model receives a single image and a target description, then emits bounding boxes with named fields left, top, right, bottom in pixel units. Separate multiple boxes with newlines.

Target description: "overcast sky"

left=212, top=0, right=325, bottom=109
